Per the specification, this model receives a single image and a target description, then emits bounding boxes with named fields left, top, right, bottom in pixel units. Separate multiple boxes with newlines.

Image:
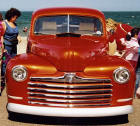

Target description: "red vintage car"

left=6, top=7, right=135, bottom=117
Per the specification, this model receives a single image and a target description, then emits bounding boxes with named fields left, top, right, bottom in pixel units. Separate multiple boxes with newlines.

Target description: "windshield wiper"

left=56, top=33, right=81, bottom=37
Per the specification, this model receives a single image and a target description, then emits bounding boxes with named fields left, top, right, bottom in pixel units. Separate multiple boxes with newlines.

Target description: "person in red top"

left=106, top=18, right=133, bottom=55
left=115, top=23, right=133, bottom=52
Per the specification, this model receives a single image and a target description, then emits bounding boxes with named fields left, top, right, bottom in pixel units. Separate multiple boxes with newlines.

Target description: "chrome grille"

left=30, top=73, right=111, bottom=84
left=28, top=75, right=112, bottom=108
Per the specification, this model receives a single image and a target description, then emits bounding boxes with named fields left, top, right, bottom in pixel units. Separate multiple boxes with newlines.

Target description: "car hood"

left=31, top=36, right=107, bottom=72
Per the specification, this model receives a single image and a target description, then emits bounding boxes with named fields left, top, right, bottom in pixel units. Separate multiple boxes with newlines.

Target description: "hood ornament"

left=64, top=73, right=76, bottom=83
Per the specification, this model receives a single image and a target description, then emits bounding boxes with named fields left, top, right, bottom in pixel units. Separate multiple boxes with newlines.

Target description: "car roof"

left=32, top=7, right=105, bottom=19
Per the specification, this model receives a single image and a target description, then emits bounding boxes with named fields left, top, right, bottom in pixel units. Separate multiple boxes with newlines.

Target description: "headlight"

left=113, top=67, right=130, bottom=84
left=12, top=65, right=27, bottom=82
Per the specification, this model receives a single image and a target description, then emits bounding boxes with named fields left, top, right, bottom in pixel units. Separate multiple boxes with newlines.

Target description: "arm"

left=1, top=36, right=4, bottom=52
left=1, top=21, right=7, bottom=52
left=2, top=21, right=6, bottom=33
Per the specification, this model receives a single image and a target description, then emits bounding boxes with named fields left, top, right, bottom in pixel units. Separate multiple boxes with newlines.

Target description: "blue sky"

left=0, top=0, right=140, bottom=11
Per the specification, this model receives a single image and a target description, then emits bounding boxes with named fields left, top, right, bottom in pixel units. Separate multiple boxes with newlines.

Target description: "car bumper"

left=7, top=103, right=133, bottom=117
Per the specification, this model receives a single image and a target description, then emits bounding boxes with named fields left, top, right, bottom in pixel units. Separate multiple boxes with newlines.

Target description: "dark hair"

left=126, top=27, right=140, bottom=41
left=0, top=12, right=3, bottom=21
left=5, top=8, right=21, bottom=21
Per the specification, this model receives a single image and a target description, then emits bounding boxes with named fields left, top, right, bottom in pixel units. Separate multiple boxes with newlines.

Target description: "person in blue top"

left=1, top=8, right=21, bottom=95
left=3, top=8, right=21, bottom=57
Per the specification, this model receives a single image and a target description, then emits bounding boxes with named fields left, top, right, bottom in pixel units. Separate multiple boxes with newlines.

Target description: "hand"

left=1, top=44, right=4, bottom=53
left=0, top=44, right=4, bottom=59
left=136, top=87, right=140, bottom=99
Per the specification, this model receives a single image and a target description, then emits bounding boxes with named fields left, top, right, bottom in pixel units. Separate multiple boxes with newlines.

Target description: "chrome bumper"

left=7, top=103, right=133, bottom=117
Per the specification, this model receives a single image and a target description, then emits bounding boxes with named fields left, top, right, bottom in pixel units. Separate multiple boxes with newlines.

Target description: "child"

left=122, top=28, right=140, bottom=69
left=106, top=18, right=133, bottom=55
left=123, top=28, right=140, bottom=98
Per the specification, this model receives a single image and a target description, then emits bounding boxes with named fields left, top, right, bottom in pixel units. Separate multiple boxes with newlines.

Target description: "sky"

left=0, top=0, right=140, bottom=11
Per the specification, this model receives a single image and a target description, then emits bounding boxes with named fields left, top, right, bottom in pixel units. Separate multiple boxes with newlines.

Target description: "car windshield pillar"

left=67, top=15, right=70, bottom=33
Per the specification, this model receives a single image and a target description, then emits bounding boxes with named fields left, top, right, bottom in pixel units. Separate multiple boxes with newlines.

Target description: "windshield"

left=34, top=15, right=103, bottom=36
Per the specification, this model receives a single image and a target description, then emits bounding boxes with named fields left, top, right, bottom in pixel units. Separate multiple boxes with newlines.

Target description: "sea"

left=1, top=11, right=140, bottom=36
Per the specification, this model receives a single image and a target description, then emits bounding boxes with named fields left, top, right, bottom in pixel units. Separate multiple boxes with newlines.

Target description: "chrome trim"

left=7, top=103, right=133, bottom=117
left=28, top=101, right=111, bottom=107
left=113, top=67, right=130, bottom=84
left=117, top=98, right=133, bottom=102
left=28, top=97, right=111, bottom=103
left=28, top=82, right=113, bottom=89
left=30, top=73, right=111, bottom=84
left=28, top=74, right=112, bottom=108
left=27, top=87, right=112, bottom=94
left=28, top=92, right=112, bottom=99
left=12, top=65, right=28, bottom=82
left=8, top=95, right=23, bottom=100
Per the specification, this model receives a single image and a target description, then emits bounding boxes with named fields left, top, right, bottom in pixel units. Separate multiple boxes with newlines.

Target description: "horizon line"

left=0, top=10, right=140, bottom=12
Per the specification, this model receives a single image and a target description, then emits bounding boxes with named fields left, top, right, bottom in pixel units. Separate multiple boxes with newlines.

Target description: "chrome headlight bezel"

left=113, top=67, right=130, bottom=84
left=12, top=65, right=27, bottom=82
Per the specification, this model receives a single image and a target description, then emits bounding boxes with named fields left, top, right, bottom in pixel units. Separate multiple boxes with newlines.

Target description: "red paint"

left=6, top=7, right=135, bottom=117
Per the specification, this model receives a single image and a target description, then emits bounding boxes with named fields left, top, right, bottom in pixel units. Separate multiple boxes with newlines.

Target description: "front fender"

left=6, top=53, right=57, bottom=76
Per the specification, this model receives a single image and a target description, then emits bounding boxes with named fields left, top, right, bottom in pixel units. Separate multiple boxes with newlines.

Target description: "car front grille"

left=27, top=74, right=112, bottom=108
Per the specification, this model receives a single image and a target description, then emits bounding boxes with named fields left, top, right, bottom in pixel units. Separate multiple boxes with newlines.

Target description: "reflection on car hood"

left=31, top=36, right=107, bottom=71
